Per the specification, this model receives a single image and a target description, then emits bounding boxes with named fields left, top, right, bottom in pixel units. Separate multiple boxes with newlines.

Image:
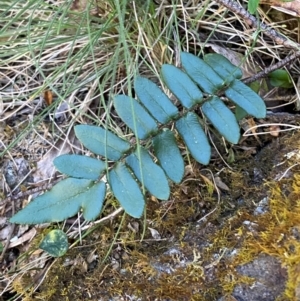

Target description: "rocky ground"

left=2, top=112, right=300, bottom=300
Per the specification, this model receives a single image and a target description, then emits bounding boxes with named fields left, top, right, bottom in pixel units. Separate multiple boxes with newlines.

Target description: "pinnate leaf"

left=114, top=95, right=158, bottom=139
left=10, top=178, right=106, bottom=224
left=204, top=53, right=243, bottom=83
left=153, top=129, right=184, bottom=183
left=225, top=80, right=266, bottom=118
left=54, top=154, right=105, bottom=180
left=176, top=112, right=211, bottom=165
left=134, top=76, right=179, bottom=123
left=10, top=51, right=269, bottom=230
left=75, top=125, right=130, bottom=161
left=126, top=147, right=170, bottom=200
left=202, top=96, right=240, bottom=144
left=181, top=52, right=224, bottom=94
left=109, top=162, right=145, bottom=218
left=161, top=64, right=204, bottom=108
left=81, top=181, right=106, bottom=221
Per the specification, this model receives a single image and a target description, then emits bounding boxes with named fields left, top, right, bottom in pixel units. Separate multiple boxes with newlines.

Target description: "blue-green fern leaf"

left=54, top=154, right=105, bottom=180
left=10, top=51, right=268, bottom=229
left=176, top=112, right=211, bottom=165
left=108, top=162, right=145, bottom=218
left=126, top=147, right=170, bottom=200
left=10, top=178, right=106, bottom=224
left=134, top=76, right=179, bottom=123
left=225, top=80, right=266, bottom=118
left=82, top=181, right=106, bottom=221
left=114, top=95, right=158, bottom=140
left=204, top=53, right=243, bottom=83
left=153, top=129, right=185, bottom=183
left=202, top=96, right=240, bottom=144
left=181, top=52, right=224, bottom=94
left=75, top=125, right=130, bottom=161
left=161, top=64, right=204, bottom=109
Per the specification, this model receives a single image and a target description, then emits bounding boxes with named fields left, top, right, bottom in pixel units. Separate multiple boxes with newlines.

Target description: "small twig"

left=214, top=0, right=300, bottom=84
left=243, top=122, right=300, bottom=136
left=243, top=52, right=300, bottom=84
left=214, top=0, right=300, bottom=50
left=68, top=207, right=124, bottom=238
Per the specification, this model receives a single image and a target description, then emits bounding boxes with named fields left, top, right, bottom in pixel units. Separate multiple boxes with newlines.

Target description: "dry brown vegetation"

left=1, top=0, right=300, bottom=300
